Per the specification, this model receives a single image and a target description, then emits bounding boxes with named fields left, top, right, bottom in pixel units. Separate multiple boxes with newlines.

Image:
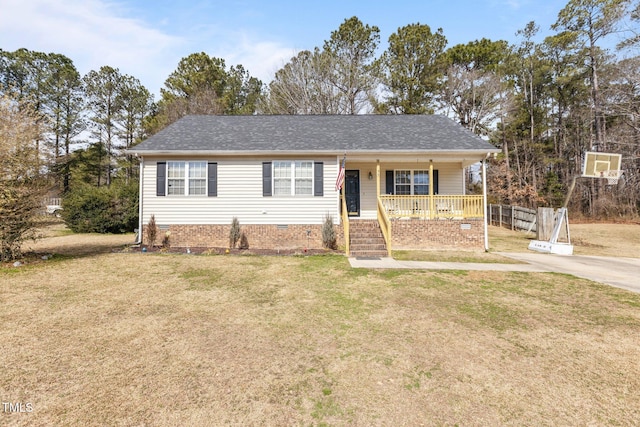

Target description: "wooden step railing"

left=341, top=193, right=350, bottom=255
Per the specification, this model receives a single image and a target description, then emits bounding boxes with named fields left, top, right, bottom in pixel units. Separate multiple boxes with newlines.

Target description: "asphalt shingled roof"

left=130, top=114, right=499, bottom=153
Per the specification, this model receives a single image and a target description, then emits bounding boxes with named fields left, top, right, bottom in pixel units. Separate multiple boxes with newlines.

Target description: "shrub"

left=62, top=181, right=139, bottom=234
left=229, top=217, right=241, bottom=249
left=1, top=183, right=47, bottom=262
left=146, top=214, right=158, bottom=248
left=322, top=213, right=337, bottom=250
left=238, top=231, right=249, bottom=250
left=161, top=231, right=171, bottom=249
left=115, top=180, right=140, bottom=232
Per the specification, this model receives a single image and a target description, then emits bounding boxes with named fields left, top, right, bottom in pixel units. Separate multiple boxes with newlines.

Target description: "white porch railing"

left=378, top=195, right=484, bottom=220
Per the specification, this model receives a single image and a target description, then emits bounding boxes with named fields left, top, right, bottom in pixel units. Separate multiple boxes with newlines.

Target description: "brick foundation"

left=143, top=219, right=483, bottom=251
left=390, top=218, right=484, bottom=250
left=143, top=223, right=344, bottom=250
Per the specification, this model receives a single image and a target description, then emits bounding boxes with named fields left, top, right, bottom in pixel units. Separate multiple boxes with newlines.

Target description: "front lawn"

left=2, top=250, right=639, bottom=425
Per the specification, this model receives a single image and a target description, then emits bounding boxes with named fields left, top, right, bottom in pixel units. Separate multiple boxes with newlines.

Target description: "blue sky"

left=1, top=0, right=581, bottom=98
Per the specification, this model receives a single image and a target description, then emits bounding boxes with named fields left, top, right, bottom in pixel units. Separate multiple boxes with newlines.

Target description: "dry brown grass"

left=24, top=220, right=135, bottom=257
left=393, top=249, right=521, bottom=263
left=1, top=223, right=640, bottom=425
left=489, top=223, right=640, bottom=257
left=396, top=222, right=640, bottom=261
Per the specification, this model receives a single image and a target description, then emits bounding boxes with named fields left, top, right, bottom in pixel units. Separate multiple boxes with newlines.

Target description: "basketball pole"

left=562, top=175, right=579, bottom=208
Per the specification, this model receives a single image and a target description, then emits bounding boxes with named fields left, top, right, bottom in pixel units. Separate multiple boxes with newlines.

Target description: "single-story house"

left=129, top=115, right=500, bottom=256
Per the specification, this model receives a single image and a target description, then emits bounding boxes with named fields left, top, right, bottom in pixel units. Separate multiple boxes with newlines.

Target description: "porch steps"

left=349, top=220, right=388, bottom=258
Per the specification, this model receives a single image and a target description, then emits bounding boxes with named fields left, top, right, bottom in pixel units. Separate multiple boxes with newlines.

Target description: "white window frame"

left=166, top=161, right=207, bottom=196
left=395, top=169, right=430, bottom=195
left=272, top=160, right=314, bottom=196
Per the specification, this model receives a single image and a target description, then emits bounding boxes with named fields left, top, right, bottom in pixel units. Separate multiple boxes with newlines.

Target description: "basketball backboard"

left=582, top=151, right=622, bottom=179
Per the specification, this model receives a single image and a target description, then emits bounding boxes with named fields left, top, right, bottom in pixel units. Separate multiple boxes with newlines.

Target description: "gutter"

left=125, top=148, right=500, bottom=158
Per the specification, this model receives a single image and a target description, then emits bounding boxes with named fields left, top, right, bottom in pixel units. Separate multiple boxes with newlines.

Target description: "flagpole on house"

left=335, top=154, right=346, bottom=192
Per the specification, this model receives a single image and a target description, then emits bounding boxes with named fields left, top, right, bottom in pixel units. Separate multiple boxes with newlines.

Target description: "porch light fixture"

left=368, top=171, right=373, bottom=180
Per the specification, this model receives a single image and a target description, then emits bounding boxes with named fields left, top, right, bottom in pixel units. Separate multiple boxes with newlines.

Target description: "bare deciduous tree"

left=0, top=95, right=49, bottom=261
left=263, top=49, right=340, bottom=114
left=440, top=65, right=504, bottom=137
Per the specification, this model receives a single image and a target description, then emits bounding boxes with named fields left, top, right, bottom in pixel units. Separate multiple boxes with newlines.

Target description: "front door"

left=345, top=170, right=360, bottom=217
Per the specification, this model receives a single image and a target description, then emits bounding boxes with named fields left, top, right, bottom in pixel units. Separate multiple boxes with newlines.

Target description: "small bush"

left=161, top=231, right=171, bottom=249
left=229, top=217, right=241, bottom=248
left=238, top=231, right=249, bottom=250
left=146, top=215, right=158, bottom=248
left=0, top=183, right=47, bottom=261
left=322, top=213, right=337, bottom=250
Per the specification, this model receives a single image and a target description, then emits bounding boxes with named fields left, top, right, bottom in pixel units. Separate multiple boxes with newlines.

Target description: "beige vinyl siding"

left=348, top=161, right=465, bottom=219
left=435, top=163, right=464, bottom=194
left=142, top=157, right=340, bottom=226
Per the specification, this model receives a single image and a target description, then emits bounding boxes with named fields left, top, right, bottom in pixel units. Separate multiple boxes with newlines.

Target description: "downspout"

left=482, top=157, right=489, bottom=252
left=136, top=155, right=144, bottom=244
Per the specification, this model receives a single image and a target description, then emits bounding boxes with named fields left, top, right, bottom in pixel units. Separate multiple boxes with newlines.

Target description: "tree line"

left=1, top=0, right=639, bottom=259
left=0, top=49, right=263, bottom=192
left=264, top=1, right=640, bottom=219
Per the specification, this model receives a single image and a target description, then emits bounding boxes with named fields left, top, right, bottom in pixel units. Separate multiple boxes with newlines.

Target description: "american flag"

left=335, top=156, right=346, bottom=191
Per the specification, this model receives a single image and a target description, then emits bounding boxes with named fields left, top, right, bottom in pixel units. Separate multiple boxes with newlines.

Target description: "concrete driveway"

left=497, top=252, right=640, bottom=294
left=349, top=253, right=640, bottom=294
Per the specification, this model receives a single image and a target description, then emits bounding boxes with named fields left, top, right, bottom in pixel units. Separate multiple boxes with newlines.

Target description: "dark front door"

left=345, top=170, right=360, bottom=217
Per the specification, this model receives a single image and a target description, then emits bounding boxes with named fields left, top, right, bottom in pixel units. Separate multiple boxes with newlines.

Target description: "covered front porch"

left=339, top=158, right=488, bottom=256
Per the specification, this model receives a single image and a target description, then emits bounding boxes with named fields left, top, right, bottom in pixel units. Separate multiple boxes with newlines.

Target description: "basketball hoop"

left=563, top=151, right=624, bottom=210
left=582, top=152, right=623, bottom=185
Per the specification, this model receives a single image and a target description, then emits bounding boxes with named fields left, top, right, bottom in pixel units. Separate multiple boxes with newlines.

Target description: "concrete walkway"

left=348, top=252, right=640, bottom=294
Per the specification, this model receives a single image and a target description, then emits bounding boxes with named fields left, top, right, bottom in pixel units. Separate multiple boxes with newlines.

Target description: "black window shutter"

left=385, top=170, right=394, bottom=194
left=262, top=162, right=272, bottom=197
left=156, top=162, right=166, bottom=196
left=207, top=162, right=217, bottom=197
left=433, top=170, right=439, bottom=194
left=314, top=162, right=323, bottom=196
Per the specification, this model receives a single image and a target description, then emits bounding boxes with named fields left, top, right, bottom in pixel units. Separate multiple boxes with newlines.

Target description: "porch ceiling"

left=341, top=151, right=492, bottom=167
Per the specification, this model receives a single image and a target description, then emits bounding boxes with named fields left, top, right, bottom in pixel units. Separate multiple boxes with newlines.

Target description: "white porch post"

left=376, top=159, right=380, bottom=197
left=482, top=158, right=489, bottom=251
